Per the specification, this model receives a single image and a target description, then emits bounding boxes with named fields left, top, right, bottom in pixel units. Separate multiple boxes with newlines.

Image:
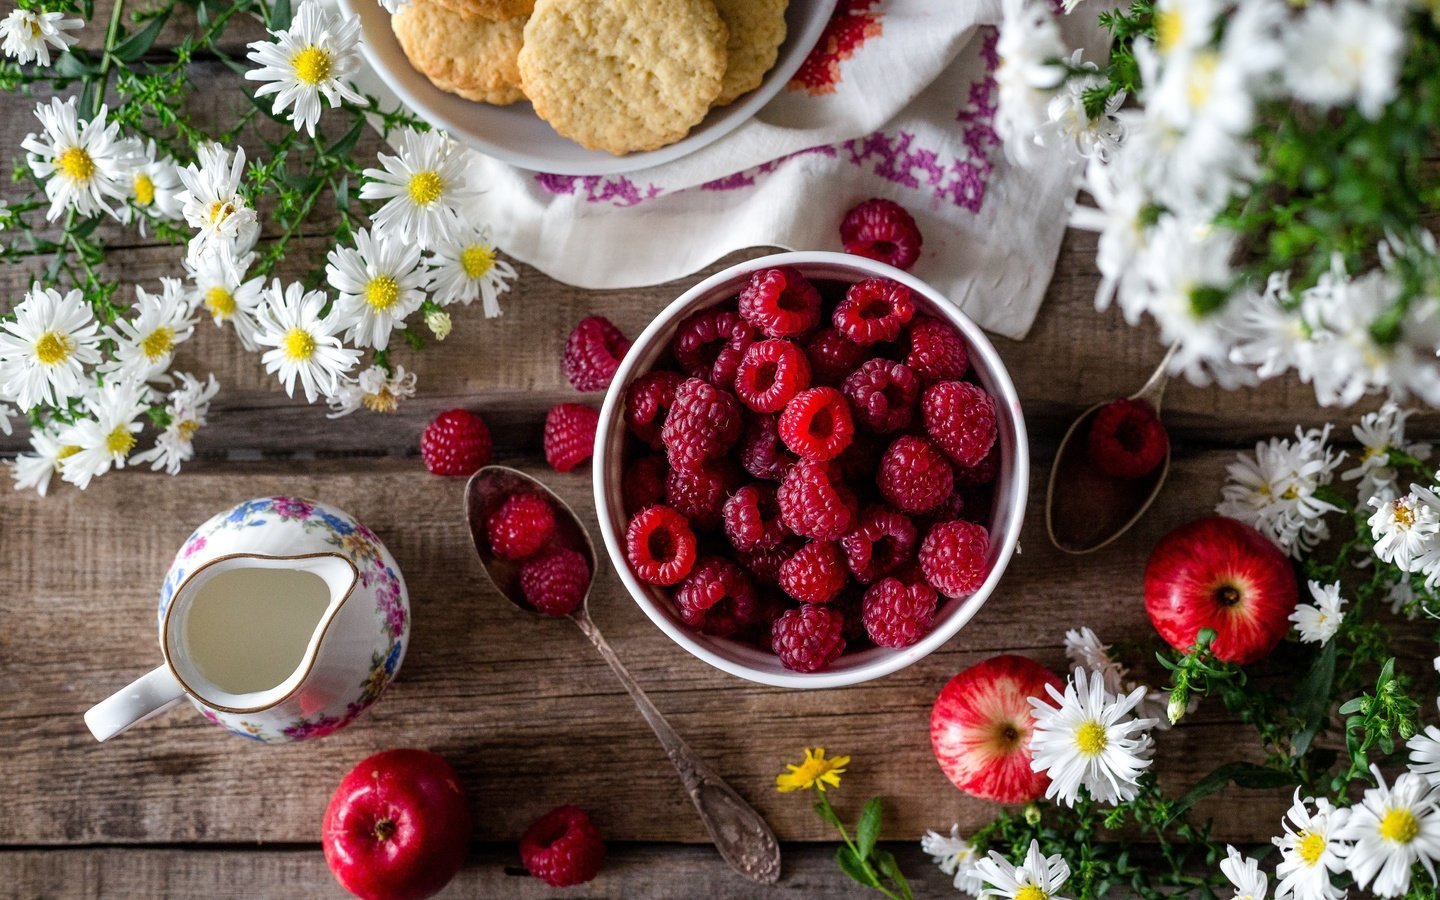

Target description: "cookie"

left=393, top=0, right=527, bottom=106
left=428, top=0, right=535, bottom=21
left=518, top=0, right=729, bottom=155
left=712, top=0, right=788, bottom=106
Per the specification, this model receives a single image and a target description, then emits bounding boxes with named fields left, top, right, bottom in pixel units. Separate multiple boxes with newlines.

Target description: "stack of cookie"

left=392, top=0, right=789, bottom=155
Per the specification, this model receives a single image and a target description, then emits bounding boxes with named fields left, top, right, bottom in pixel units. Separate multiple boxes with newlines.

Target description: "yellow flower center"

left=133, top=172, right=155, bottom=207
left=33, top=330, right=74, bottom=365
left=1015, top=886, right=1049, bottom=900
left=407, top=170, right=444, bottom=207
left=204, top=286, right=236, bottom=318
left=1395, top=500, right=1416, bottom=528
left=1297, top=830, right=1326, bottom=866
left=461, top=243, right=495, bottom=279
left=55, top=445, right=81, bottom=467
left=365, top=275, right=400, bottom=311
left=105, top=425, right=136, bottom=457
left=283, top=327, right=316, bottom=361
left=1155, top=7, right=1182, bottom=54
left=1075, top=720, right=1108, bottom=756
left=28, top=19, right=42, bottom=38
left=291, top=45, right=333, bottom=86
left=140, top=326, right=175, bottom=361
left=1380, top=808, right=1420, bottom=844
left=207, top=200, right=235, bottom=225
left=1187, top=51, right=1218, bottom=110
left=56, top=146, right=96, bottom=183
left=363, top=387, right=398, bottom=414
left=176, top=419, right=200, bottom=441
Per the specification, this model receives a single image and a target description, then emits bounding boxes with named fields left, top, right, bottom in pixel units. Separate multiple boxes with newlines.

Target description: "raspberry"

left=839, top=504, right=918, bottom=584
left=625, top=505, right=698, bottom=586
left=921, top=381, right=997, bottom=467
left=1087, top=398, right=1168, bottom=479
left=486, top=491, right=556, bottom=561
left=722, top=483, right=788, bottom=553
left=738, top=267, right=822, bottom=338
left=832, top=278, right=915, bottom=347
left=905, top=316, right=968, bottom=385
left=778, top=387, right=854, bottom=462
left=420, top=409, right=492, bottom=476
left=953, top=444, right=999, bottom=487
left=877, top=435, right=955, bottom=514
left=919, top=520, right=990, bottom=599
left=563, top=315, right=632, bottom=391
left=778, top=540, right=848, bottom=604
left=519, top=547, right=591, bottom=616
left=544, top=403, right=600, bottom=472
left=739, top=414, right=796, bottom=481
left=672, top=308, right=754, bottom=386
left=861, top=576, right=939, bottom=648
left=520, top=805, right=605, bottom=888
left=804, top=327, right=867, bottom=385
left=661, top=378, right=742, bottom=472
left=831, top=431, right=885, bottom=483
left=665, top=460, right=740, bottom=531
left=623, top=455, right=669, bottom=515
left=841, top=358, right=920, bottom=433
left=624, top=370, right=685, bottom=449
left=777, top=459, right=857, bottom=540
left=734, top=339, right=811, bottom=413
left=840, top=198, right=924, bottom=270
left=674, top=557, right=759, bottom=637
left=740, top=540, right=798, bottom=585
left=770, top=604, right=846, bottom=672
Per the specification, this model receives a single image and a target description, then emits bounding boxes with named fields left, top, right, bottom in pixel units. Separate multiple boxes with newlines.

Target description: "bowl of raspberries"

left=593, top=251, right=1028, bottom=687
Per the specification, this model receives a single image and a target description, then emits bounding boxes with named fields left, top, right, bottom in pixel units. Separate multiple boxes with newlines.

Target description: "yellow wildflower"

left=776, top=747, right=849, bottom=793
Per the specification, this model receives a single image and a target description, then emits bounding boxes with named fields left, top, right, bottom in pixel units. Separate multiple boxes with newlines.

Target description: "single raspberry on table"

left=563, top=315, right=632, bottom=391
left=665, top=459, right=740, bottom=531
left=734, top=339, right=812, bottom=413
left=842, top=358, right=920, bottom=433
left=905, top=316, right=968, bottom=385
left=625, top=505, right=697, bottom=586
left=862, top=576, right=939, bottom=648
left=919, top=520, right=990, bottom=599
left=778, top=387, right=854, bottom=462
left=840, top=198, right=924, bottom=271
left=738, top=267, right=823, bottom=338
left=624, top=370, right=685, bottom=449
left=722, top=483, right=789, bottom=554
left=738, top=414, right=796, bottom=481
left=877, top=435, right=955, bottom=514
left=520, top=805, right=606, bottom=888
left=777, top=458, right=857, bottom=540
left=770, top=604, right=846, bottom=672
left=544, top=403, right=600, bottom=472
left=674, top=557, right=759, bottom=637
left=661, top=378, right=742, bottom=472
left=833, top=278, right=916, bottom=347
left=519, top=547, right=591, bottom=616
left=778, top=540, right=848, bottom=604
left=672, top=307, right=754, bottom=386
left=420, top=408, right=492, bottom=476
left=804, top=327, right=867, bottom=385
left=921, top=381, right=997, bottom=467
left=839, top=504, right=918, bottom=584
left=486, top=491, right=556, bottom=561
left=1087, top=398, right=1168, bottom=479
left=952, top=444, right=999, bottom=487
left=622, top=455, right=669, bottom=515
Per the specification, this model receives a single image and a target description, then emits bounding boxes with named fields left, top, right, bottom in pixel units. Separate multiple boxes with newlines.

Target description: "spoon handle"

left=571, top=608, right=782, bottom=884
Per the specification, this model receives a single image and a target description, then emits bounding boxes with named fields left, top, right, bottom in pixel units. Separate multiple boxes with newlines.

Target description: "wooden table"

left=0, top=12, right=1401, bottom=898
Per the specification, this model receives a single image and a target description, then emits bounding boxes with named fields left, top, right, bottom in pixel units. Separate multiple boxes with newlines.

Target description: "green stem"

left=93, top=0, right=127, bottom=118
left=816, top=792, right=903, bottom=900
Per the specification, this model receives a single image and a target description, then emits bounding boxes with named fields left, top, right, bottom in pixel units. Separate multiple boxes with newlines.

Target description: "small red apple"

left=1144, top=515, right=1298, bottom=664
left=323, top=748, right=472, bottom=900
left=930, top=655, right=1064, bottom=803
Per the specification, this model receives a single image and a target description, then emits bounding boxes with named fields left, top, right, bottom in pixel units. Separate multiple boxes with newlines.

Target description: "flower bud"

left=1023, top=804, right=1042, bottom=826
left=425, top=309, right=452, bottom=340
left=1168, top=689, right=1188, bottom=725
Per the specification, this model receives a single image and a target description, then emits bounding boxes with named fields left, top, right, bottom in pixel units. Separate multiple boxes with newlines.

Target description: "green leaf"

left=1291, top=641, right=1336, bottom=756
left=836, top=846, right=879, bottom=888
left=54, top=51, right=101, bottom=77
left=326, top=119, right=366, bottom=160
left=111, top=11, right=170, bottom=63
left=855, top=797, right=882, bottom=861
left=1164, top=762, right=1294, bottom=826
left=873, top=849, right=913, bottom=900
left=268, top=0, right=292, bottom=31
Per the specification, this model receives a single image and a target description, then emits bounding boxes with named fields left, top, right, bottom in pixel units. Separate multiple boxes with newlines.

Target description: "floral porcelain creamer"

left=85, top=496, right=409, bottom=743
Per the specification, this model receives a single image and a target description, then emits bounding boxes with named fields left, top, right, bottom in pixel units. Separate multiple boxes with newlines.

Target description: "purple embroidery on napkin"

left=700, top=145, right=839, bottom=191
left=534, top=173, right=663, bottom=206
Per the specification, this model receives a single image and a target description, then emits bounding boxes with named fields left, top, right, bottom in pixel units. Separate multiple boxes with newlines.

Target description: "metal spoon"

left=463, top=465, right=782, bottom=884
left=1044, top=345, right=1177, bottom=555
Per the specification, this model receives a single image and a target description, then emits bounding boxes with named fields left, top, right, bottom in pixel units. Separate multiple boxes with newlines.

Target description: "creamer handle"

left=84, top=665, right=186, bottom=742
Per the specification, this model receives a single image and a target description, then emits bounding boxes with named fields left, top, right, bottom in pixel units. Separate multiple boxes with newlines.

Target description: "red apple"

left=323, top=749, right=472, bottom=900
left=1144, top=515, right=1298, bottom=664
left=930, top=655, right=1064, bottom=803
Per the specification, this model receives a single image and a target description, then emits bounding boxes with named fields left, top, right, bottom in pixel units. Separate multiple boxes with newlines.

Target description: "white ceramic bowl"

left=342, top=0, right=839, bottom=176
left=594, top=251, right=1029, bottom=689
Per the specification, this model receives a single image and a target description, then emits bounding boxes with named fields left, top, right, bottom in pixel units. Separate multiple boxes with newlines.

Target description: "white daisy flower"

left=1408, top=725, right=1440, bottom=789
left=1289, top=581, right=1345, bottom=646
left=1368, top=487, right=1440, bottom=573
left=1069, top=150, right=1149, bottom=314
left=1284, top=0, right=1403, bottom=120
left=1216, top=425, right=1343, bottom=559
left=972, top=839, right=1072, bottom=900
left=1034, top=51, right=1124, bottom=163
left=426, top=224, right=517, bottom=316
left=0, top=283, right=103, bottom=410
left=244, top=0, right=365, bottom=137
left=1272, top=791, right=1349, bottom=900
left=0, top=8, right=82, bottom=66
left=326, top=364, right=417, bottom=418
left=20, top=97, right=133, bottom=221
left=56, top=379, right=152, bottom=490
left=175, top=142, right=260, bottom=264
left=1028, top=666, right=1158, bottom=806
left=1334, top=766, right=1440, bottom=898
left=1221, top=845, right=1268, bottom=900
left=117, top=138, right=184, bottom=228
left=6, top=426, right=73, bottom=497
left=253, top=279, right=361, bottom=403
left=993, top=0, right=1068, bottom=167
left=360, top=127, right=477, bottom=251
left=103, top=278, right=197, bottom=383
left=1343, top=402, right=1431, bottom=506
left=186, top=249, right=265, bottom=351
left=1228, top=272, right=1316, bottom=385
left=132, top=372, right=220, bottom=475
left=325, top=227, right=429, bottom=350
left=921, top=824, right=984, bottom=897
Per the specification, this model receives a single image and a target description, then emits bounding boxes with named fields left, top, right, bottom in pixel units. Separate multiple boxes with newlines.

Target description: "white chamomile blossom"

left=426, top=225, right=517, bottom=316
left=993, top=0, right=1068, bottom=167
left=326, top=227, right=429, bottom=350
left=972, top=839, right=1072, bottom=900
left=1216, top=425, right=1344, bottom=559
left=1284, top=0, right=1403, bottom=121
left=186, top=250, right=265, bottom=350
left=103, top=278, right=197, bottom=383
left=0, top=7, right=82, bottom=66
left=360, top=128, right=477, bottom=251
left=175, top=142, right=260, bottom=264
left=117, top=138, right=184, bottom=228
left=326, top=364, right=417, bottom=418
left=1035, top=51, right=1124, bottom=162
left=1221, top=845, right=1268, bottom=900
left=1229, top=272, right=1315, bottom=384
left=21, top=97, right=133, bottom=221
left=244, top=0, right=364, bottom=137
left=1367, top=486, right=1440, bottom=574
left=0, top=283, right=103, bottom=410
left=1334, top=766, right=1440, bottom=898
left=1028, top=666, right=1158, bottom=807
left=1063, top=627, right=1175, bottom=728
left=1289, top=581, right=1345, bottom=646
left=132, top=372, right=220, bottom=475
left=253, top=279, right=361, bottom=403
left=1070, top=151, right=1149, bottom=313
left=1408, top=724, right=1440, bottom=789
left=56, top=378, right=152, bottom=490
left=1273, top=790, right=1349, bottom=900
left=1343, top=402, right=1431, bottom=506
left=922, top=824, right=983, bottom=897
left=6, top=426, right=72, bottom=497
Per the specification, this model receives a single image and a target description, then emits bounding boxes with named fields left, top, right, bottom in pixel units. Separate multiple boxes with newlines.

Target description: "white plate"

left=344, top=0, right=840, bottom=176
